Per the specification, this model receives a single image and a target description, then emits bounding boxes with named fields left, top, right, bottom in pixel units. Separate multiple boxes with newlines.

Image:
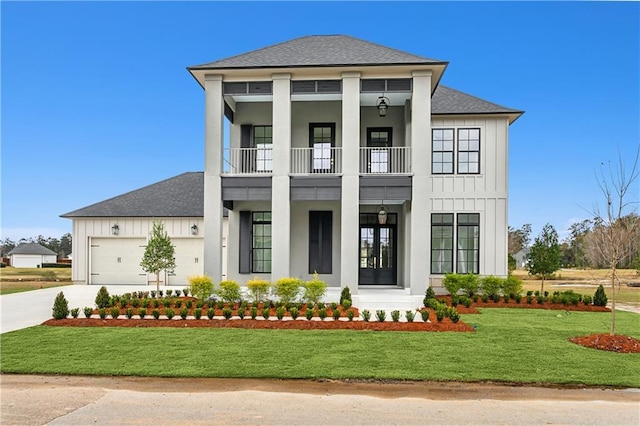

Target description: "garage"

left=167, top=238, right=204, bottom=286
left=90, top=238, right=147, bottom=285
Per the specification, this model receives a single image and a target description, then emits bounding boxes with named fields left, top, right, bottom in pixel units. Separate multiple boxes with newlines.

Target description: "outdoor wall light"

left=111, top=224, right=119, bottom=235
left=376, top=95, right=390, bottom=117
left=191, top=224, right=199, bottom=235
left=377, top=205, right=388, bottom=225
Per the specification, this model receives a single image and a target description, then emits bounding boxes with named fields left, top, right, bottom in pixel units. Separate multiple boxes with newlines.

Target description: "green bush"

left=152, top=309, right=160, bottom=319
left=375, top=310, right=387, bottom=322
left=305, top=307, right=314, bottom=320
left=125, top=308, right=134, bottom=319
left=180, top=307, right=188, bottom=319
left=276, top=306, right=286, bottom=320
left=526, top=295, right=533, bottom=304
left=593, top=285, right=608, bottom=307
left=83, top=307, right=93, bottom=318
left=247, top=278, right=271, bottom=302
left=138, top=308, right=147, bottom=319
left=98, top=308, right=107, bottom=319
left=41, top=263, right=71, bottom=268
left=218, top=280, right=242, bottom=304
left=249, top=307, right=257, bottom=320
left=52, top=292, right=69, bottom=320
left=346, top=309, right=355, bottom=321
left=423, top=286, right=436, bottom=307
left=318, top=308, right=327, bottom=320
left=153, top=300, right=160, bottom=308
left=110, top=307, right=120, bottom=319
left=340, top=286, right=352, bottom=304
left=273, top=277, right=302, bottom=305
left=303, top=273, right=327, bottom=305
left=207, top=308, right=215, bottom=320
left=289, top=307, right=299, bottom=320
left=175, top=300, right=182, bottom=308
left=502, top=275, right=523, bottom=297
left=332, top=308, right=341, bottom=320
left=165, top=308, right=174, bottom=320
left=390, top=310, right=400, bottom=322
left=185, top=300, right=193, bottom=309
left=405, top=310, right=415, bottom=322
left=120, top=299, right=128, bottom=309
left=261, top=307, right=270, bottom=320
left=420, top=309, right=430, bottom=322
left=237, top=308, right=246, bottom=319
left=182, top=288, right=190, bottom=297
left=480, top=275, right=503, bottom=297
left=70, top=307, right=79, bottom=319
left=442, top=273, right=462, bottom=296
left=166, top=289, right=173, bottom=297
left=219, top=308, right=230, bottom=319
left=189, top=275, right=214, bottom=300
left=341, top=299, right=352, bottom=309
left=435, top=305, right=446, bottom=322
left=95, top=286, right=111, bottom=309
left=361, top=310, right=371, bottom=322
left=449, top=309, right=460, bottom=323
left=162, top=299, right=171, bottom=308
left=582, top=295, right=593, bottom=305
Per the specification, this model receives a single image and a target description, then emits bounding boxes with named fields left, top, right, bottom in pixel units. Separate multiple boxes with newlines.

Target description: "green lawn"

left=2, top=309, right=639, bottom=387
left=0, top=267, right=72, bottom=295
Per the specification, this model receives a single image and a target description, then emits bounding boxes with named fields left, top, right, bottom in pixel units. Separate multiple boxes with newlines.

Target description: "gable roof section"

left=61, top=172, right=204, bottom=218
left=433, top=85, right=524, bottom=123
left=8, top=242, right=57, bottom=256
left=188, top=35, right=447, bottom=70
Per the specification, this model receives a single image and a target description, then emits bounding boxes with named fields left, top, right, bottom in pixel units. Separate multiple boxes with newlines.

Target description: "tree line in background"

left=0, top=234, right=72, bottom=258
left=508, top=215, right=640, bottom=272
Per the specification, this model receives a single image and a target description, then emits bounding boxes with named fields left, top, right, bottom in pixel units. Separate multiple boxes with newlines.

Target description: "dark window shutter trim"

left=239, top=211, right=251, bottom=273
left=240, top=125, right=252, bottom=148
left=309, top=211, right=332, bottom=274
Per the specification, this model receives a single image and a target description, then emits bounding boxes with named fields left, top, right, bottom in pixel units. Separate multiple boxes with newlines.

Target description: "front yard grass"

left=0, top=267, right=72, bottom=295
left=1, top=309, right=638, bottom=387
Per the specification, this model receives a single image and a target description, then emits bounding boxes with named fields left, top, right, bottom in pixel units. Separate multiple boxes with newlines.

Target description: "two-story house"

left=187, top=35, right=522, bottom=296
left=63, top=35, right=522, bottom=295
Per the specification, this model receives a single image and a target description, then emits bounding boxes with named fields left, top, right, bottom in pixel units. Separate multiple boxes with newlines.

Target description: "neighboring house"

left=8, top=243, right=57, bottom=268
left=513, top=248, right=530, bottom=269
left=188, top=35, right=522, bottom=296
left=64, top=35, right=523, bottom=293
left=62, top=173, right=228, bottom=285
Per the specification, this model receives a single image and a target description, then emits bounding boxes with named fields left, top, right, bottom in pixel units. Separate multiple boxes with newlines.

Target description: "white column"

left=409, top=70, right=432, bottom=295
left=271, top=73, right=291, bottom=279
left=341, top=72, right=361, bottom=294
left=203, top=74, right=224, bottom=282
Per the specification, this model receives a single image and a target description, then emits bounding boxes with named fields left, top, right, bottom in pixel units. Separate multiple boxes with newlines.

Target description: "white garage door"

left=11, top=255, right=41, bottom=268
left=90, top=238, right=147, bottom=285
left=167, top=238, right=203, bottom=286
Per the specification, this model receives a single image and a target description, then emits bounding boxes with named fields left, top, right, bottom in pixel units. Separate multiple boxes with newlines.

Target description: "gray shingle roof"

left=8, top=242, right=57, bottom=256
left=433, top=85, right=523, bottom=119
left=188, top=35, right=446, bottom=70
left=61, top=172, right=204, bottom=218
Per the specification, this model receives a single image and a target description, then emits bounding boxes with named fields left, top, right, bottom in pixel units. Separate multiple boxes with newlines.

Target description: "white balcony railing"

left=290, top=147, right=342, bottom=175
left=359, top=146, right=411, bottom=174
left=224, top=147, right=273, bottom=175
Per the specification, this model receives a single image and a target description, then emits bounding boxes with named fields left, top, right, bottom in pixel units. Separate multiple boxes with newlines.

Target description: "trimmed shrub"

left=480, top=275, right=503, bottom=298
left=390, top=310, right=400, bottom=322
left=261, top=307, right=270, bottom=320
left=289, top=307, right=299, bottom=320
left=218, top=280, right=242, bottom=304
left=83, top=307, right=94, bottom=318
left=593, top=285, right=608, bottom=307
left=420, top=309, right=430, bottom=322
left=273, top=277, right=302, bottom=305
left=305, top=307, right=314, bottom=320
left=125, top=308, right=134, bottom=319
left=346, top=309, right=355, bottom=321
left=182, top=288, right=190, bottom=297
left=423, top=286, right=437, bottom=307
left=361, top=310, right=371, bottom=322
left=110, top=307, right=120, bottom=319
left=341, top=299, right=352, bottom=309
left=138, top=308, right=147, bottom=319
left=318, top=308, right=327, bottom=320
left=70, top=307, right=80, bottom=319
left=189, top=275, right=214, bottom=300
left=250, top=307, right=258, bottom=320
left=375, top=310, right=387, bottom=322
left=459, top=274, right=480, bottom=297
left=206, top=308, right=215, bottom=320
left=443, top=273, right=462, bottom=296
left=332, top=308, right=341, bottom=320
left=165, top=308, right=175, bottom=320
left=152, top=309, right=161, bottom=319
left=95, top=286, right=111, bottom=309
left=185, top=300, right=193, bottom=309
left=303, top=273, right=327, bottom=305
left=180, top=307, right=188, bottom=319
left=192, top=308, right=202, bottom=320
left=52, top=292, right=69, bottom=319
left=405, top=310, right=415, bottom=322
left=175, top=300, right=182, bottom=308
left=166, top=289, right=173, bottom=297
left=174, top=289, right=181, bottom=297
left=340, top=287, right=352, bottom=304
left=449, top=309, right=460, bottom=323
left=276, top=306, right=286, bottom=320
left=435, top=305, right=446, bottom=322
left=237, top=308, right=246, bottom=319
left=98, top=308, right=107, bottom=320
left=582, top=295, right=593, bottom=305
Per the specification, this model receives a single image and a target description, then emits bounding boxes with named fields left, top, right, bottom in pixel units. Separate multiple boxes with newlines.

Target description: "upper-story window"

left=254, top=126, right=272, bottom=172
left=432, top=128, right=481, bottom=175
left=310, top=123, right=335, bottom=171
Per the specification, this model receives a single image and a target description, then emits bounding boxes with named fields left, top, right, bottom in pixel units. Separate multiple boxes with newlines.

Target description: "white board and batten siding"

left=72, top=217, right=204, bottom=285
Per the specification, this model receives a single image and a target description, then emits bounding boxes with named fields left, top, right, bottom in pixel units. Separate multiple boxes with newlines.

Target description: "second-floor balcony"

left=223, top=146, right=411, bottom=176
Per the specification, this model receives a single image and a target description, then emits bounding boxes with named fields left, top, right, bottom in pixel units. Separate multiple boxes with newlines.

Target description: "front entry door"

left=359, top=220, right=397, bottom=285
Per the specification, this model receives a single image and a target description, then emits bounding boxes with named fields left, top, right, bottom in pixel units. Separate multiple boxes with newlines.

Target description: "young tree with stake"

left=140, top=222, right=176, bottom=292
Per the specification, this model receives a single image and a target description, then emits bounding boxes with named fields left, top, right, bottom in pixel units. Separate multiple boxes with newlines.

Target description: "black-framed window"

left=252, top=212, right=272, bottom=273
left=309, top=211, right=332, bottom=274
left=431, top=213, right=454, bottom=274
left=457, top=128, right=480, bottom=174
left=367, top=127, right=392, bottom=173
left=432, top=129, right=454, bottom=174
left=456, top=213, right=480, bottom=274
left=254, top=125, right=273, bottom=172
left=310, top=123, right=335, bottom=171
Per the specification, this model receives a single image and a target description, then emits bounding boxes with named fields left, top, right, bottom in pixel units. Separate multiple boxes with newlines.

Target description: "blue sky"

left=2, top=1, right=639, bottom=242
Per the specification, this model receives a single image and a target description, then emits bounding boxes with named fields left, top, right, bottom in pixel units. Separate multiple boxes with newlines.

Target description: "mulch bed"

left=569, top=334, right=640, bottom=354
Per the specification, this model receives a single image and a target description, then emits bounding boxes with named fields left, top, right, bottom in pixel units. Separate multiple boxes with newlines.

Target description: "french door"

left=359, top=215, right=397, bottom=285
